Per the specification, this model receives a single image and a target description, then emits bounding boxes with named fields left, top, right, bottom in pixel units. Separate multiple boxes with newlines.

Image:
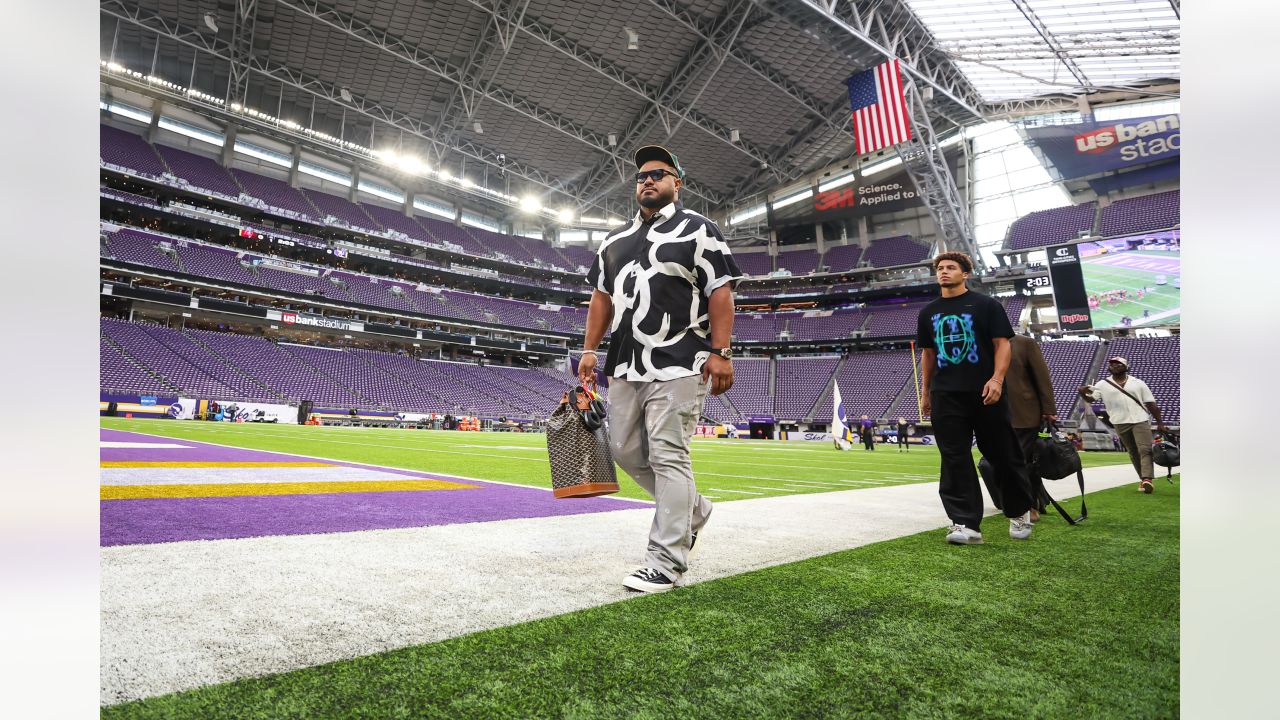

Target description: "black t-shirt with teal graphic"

left=916, top=290, right=1014, bottom=394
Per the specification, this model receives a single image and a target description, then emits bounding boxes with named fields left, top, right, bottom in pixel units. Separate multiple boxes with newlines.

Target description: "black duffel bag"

left=979, top=421, right=1087, bottom=525
left=1152, top=429, right=1179, bottom=482
left=1034, top=421, right=1082, bottom=480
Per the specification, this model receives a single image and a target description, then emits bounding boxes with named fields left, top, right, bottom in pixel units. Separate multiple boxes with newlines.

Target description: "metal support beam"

left=146, top=100, right=163, bottom=143
left=893, top=81, right=978, bottom=267
left=99, top=0, right=618, bottom=215
left=220, top=124, right=237, bottom=167
left=459, top=0, right=795, bottom=182
left=227, top=0, right=258, bottom=107
left=776, top=0, right=985, bottom=120
left=644, top=0, right=846, bottom=134
left=725, top=95, right=850, bottom=201
left=430, top=0, right=531, bottom=163
left=983, top=82, right=1180, bottom=120
left=1009, top=0, right=1091, bottom=90
left=272, top=0, right=723, bottom=207
left=575, top=0, right=764, bottom=208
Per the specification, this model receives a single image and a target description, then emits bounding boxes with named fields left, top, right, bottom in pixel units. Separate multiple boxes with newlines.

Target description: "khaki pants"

left=1114, top=421, right=1155, bottom=480
left=607, top=375, right=712, bottom=580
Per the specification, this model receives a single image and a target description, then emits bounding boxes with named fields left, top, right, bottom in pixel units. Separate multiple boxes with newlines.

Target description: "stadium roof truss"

left=99, top=0, right=1177, bottom=221
left=903, top=0, right=1181, bottom=105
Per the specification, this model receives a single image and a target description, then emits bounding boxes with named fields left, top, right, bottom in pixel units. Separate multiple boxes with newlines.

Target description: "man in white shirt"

left=1078, top=356, right=1168, bottom=493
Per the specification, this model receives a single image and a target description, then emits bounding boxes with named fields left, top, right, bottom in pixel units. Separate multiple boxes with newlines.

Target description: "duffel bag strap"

left=1042, top=468, right=1087, bottom=525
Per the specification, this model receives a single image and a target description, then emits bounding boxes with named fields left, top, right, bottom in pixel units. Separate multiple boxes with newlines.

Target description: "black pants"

left=931, top=391, right=1034, bottom=529
left=1014, top=426, right=1049, bottom=512
left=898, top=431, right=908, bottom=450
left=862, top=430, right=874, bottom=450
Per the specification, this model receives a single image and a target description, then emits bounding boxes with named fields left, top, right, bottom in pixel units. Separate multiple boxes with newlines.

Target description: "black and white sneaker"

left=622, top=567, right=676, bottom=593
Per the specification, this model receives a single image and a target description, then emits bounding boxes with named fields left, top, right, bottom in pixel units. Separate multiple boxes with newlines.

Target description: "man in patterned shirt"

left=579, top=145, right=743, bottom=593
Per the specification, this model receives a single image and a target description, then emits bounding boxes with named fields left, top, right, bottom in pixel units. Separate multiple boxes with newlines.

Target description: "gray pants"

left=608, top=375, right=712, bottom=580
left=1114, top=421, right=1155, bottom=480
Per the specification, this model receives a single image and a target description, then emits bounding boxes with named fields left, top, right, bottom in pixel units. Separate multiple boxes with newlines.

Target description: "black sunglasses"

left=635, top=169, right=680, bottom=184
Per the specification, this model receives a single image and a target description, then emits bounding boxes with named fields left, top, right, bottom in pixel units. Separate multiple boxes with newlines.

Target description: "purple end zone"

left=101, top=429, right=642, bottom=546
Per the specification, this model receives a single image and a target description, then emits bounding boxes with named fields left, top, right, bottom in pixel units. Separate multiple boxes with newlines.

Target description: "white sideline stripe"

left=101, top=464, right=1150, bottom=705
left=705, top=488, right=763, bottom=495
left=101, top=441, right=192, bottom=449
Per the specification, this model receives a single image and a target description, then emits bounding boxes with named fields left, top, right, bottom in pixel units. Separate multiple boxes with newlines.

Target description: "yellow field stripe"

left=100, top=461, right=335, bottom=468
left=101, top=478, right=480, bottom=499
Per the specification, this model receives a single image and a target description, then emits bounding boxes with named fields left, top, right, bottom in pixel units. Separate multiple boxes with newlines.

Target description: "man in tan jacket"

left=1003, top=333, right=1057, bottom=520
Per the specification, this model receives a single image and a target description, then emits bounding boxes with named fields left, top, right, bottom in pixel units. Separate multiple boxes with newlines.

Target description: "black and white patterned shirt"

left=587, top=201, right=743, bottom=382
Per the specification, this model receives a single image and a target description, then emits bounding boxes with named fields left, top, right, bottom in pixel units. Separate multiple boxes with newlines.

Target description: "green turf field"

left=101, top=479, right=1180, bottom=719
left=1082, top=250, right=1180, bottom=328
left=101, top=417, right=1129, bottom=502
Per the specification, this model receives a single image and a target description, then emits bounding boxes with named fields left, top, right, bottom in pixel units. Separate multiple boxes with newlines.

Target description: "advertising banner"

left=771, top=150, right=961, bottom=224
left=1046, top=243, right=1094, bottom=331
left=1023, top=114, right=1180, bottom=180
left=267, top=309, right=365, bottom=333
left=167, top=398, right=294, bottom=422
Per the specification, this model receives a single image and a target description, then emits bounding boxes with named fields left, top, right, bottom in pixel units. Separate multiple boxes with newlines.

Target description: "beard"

left=637, top=187, right=674, bottom=209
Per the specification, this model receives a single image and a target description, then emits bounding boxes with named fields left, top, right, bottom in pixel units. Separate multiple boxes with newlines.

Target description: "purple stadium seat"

left=302, top=189, right=382, bottom=234
left=1007, top=202, right=1097, bottom=251
left=823, top=243, right=864, bottom=273
left=774, top=356, right=840, bottom=420
left=154, top=144, right=243, bottom=198
left=100, top=125, right=168, bottom=178
left=231, top=170, right=321, bottom=222
left=1099, top=190, right=1179, bottom=237
left=776, top=249, right=821, bottom=275
left=862, top=236, right=930, bottom=268
left=734, top=251, right=773, bottom=277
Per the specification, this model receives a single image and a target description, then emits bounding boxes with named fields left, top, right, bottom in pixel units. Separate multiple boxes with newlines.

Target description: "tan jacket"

left=1005, top=335, right=1056, bottom=428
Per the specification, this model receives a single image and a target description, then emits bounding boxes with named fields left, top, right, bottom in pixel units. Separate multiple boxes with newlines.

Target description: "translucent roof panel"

left=906, top=0, right=1181, bottom=102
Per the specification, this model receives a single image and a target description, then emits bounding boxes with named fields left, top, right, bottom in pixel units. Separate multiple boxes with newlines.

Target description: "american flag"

left=847, top=59, right=913, bottom=155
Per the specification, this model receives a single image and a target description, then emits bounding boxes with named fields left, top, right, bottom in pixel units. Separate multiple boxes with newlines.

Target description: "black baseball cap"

left=634, top=145, right=684, bottom=177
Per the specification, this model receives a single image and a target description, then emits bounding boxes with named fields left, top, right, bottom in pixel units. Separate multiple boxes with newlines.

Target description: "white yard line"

left=101, top=464, right=1148, bottom=705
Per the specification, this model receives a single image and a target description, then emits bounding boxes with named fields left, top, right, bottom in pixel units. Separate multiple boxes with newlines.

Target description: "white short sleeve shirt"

left=1085, top=376, right=1156, bottom=425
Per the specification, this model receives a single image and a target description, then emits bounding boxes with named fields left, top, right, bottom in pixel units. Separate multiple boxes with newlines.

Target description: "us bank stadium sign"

left=1024, top=114, right=1180, bottom=180
left=267, top=309, right=364, bottom=332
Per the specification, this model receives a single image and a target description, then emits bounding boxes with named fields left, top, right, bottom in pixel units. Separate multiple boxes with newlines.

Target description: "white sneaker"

left=945, top=524, right=983, bottom=544
left=1009, top=511, right=1033, bottom=540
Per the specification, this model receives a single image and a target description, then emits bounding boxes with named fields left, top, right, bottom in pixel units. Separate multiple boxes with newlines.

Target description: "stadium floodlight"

left=473, top=121, right=484, bottom=134
left=461, top=177, right=476, bottom=188
left=608, top=133, right=617, bottom=147
left=519, top=196, right=542, bottom=213
left=730, top=129, right=740, bottom=143
left=203, top=13, right=219, bottom=33
left=397, top=155, right=424, bottom=175
left=624, top=27, right=639, bottom=51
left=339, top=87, right=353, bottom=102
left=437, top=169, right=454, bottom=183
left=558, top=208, right=575, bottom=224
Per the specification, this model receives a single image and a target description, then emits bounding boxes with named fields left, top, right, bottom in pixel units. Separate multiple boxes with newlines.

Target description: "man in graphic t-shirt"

left=580, top=145, right=743, bottom=594
left=916, top=252, right=1036, bottom=545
